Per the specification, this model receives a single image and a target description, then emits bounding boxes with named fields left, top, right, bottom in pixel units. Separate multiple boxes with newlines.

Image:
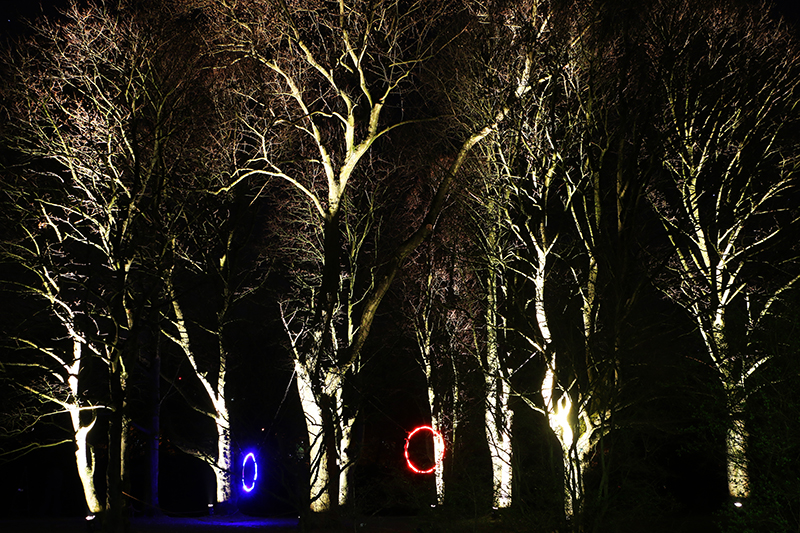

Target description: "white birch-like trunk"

left=337, top=385, right=356, bottom=508
left=215, top=410, right=233, bottom=504
left=431, top=414, right=446, bottom=505
left=337, top=421, right=352, bottom=507
left=426, top=366, right=456, bottom=506
left=166, top=281, right=234, bottom=505
left=72, top=412, right=102, bottom=513
left=214, top=333, right=232, bottom=505
left=485, top=379, right=514, bottom=509
left=485, top=259, right=513, bottom=509
left=542, top=366, right=577, bottom=519
left=65, top=341, right=102, bottom=514
left=295, top=361, right=331, bottom=513
left=418, top=322, right=456, bottom=506
left=413, top=269, right=459, bottom=506
left=427, top=384, right=445, bottom=505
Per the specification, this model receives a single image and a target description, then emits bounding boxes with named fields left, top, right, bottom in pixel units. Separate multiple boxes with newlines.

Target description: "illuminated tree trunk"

left=726, top=392, right=749, bottom=499
left=67, top=341, right=102, bottom=515
left=422, top=345, right=457, bottom=506
left=647, top=1, right=800, bottom=504
left=411, top=266, right=460, bottom=506
left=706, top=313, right=750, bottom=499
left=430, top=392, right=446, bottom=505
left=72, top=414, right=101, bottom=514
left=221, top=0, right=535, bottom=515
left=337, top=387, right=357, bottom=508
left=542, top=366, right=577, bottom=518
left=527, top=232, right=597, bottom=522
left=485, top=253, right=513, bottom=509
left=337, top=421, right=353, bottom=508
left=542, top=364, right=601, bottom=522
left=165, top=277, right=233, bottom=506
left=215, top=409, right=233, bottom=505
left=295, top=361, right=333, bottom=513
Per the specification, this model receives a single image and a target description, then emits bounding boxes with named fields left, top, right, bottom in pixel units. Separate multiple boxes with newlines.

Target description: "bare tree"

left=206, top=0, right=540, bottom=516
left=1, top=1, right=215, bottom=528
left=645, top=0, right=800, bottom=502
left=462, top=3, right=656, bottom=524
left=412, top=0, right=553, bottom=510
left=400, top=226, right=477, bottom=505
left=161, top=177, right=267, bottom=510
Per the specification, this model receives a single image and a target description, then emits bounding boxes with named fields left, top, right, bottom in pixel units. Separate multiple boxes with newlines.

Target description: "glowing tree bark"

left=476, top=15, right=627, bottom=518
left=216, top=0, right=445, bottom=511
left=431, top=1, right=554, bottom=509
left=516, top=10, right=653, bottom=522
left=483, top=200, right=514, bottom=510
left=4, top=297, right=106, bottom=516
left=406, top=258, right=466, bottom=505
left=163, top=273, right=234, bottom=507
left=215, top=0, right=536, bottom=515
left=462, top=9, right=567, bottom=508
left=1, top=2, right=215, bottom=528
left=160, top=177, right=264, bottom=509
left=646, top=0, right=800, bottom=501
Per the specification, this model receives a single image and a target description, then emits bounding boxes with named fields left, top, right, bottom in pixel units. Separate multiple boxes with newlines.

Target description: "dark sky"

left=2, top=0, right=800, bottom=36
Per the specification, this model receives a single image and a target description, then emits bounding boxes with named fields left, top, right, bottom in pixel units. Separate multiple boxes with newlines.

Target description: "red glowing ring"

left=404, top=425, right=445, bottom=474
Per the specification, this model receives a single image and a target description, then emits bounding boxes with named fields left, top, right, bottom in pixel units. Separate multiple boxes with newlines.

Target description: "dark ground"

left=0, top=510, right=721, bottom=533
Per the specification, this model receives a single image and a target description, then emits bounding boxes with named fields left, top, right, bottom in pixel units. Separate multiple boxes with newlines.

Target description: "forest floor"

left=0, top=510, right=720, bottom=533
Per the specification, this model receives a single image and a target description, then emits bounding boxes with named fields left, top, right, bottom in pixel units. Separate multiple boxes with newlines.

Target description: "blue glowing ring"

left=242, top=452, right=258, bottom=492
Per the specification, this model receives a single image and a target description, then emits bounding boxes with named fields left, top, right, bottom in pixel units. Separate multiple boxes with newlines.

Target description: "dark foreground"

left=0, top=515, right=297, bottom=533
left=0, top=510, right=720, bottom=533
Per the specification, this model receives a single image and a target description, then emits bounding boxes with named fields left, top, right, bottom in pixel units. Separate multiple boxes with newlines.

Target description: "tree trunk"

left=712, top=312, right=750, bottom=500
left=145, top=345, right=160, bottom=516
left=562, top=442, right=585, bottom=524
left=105, top=358, right=129, bottom=532
left=725, top=386, right=749, bottom=500
left=296, top=361, right=334, bottom=513
left=485, top=261, right=513, bottom=509
left=67, top=341, right=102, bottom=515
left=426, top=383, right=446, bottom=505
left=485, top=379, right=514, bottom=509
left=337, top=408, right=356, bottom=508
left=71, top=411, right=102, bottom=515
left=214, top=412, right=233, bottom=506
